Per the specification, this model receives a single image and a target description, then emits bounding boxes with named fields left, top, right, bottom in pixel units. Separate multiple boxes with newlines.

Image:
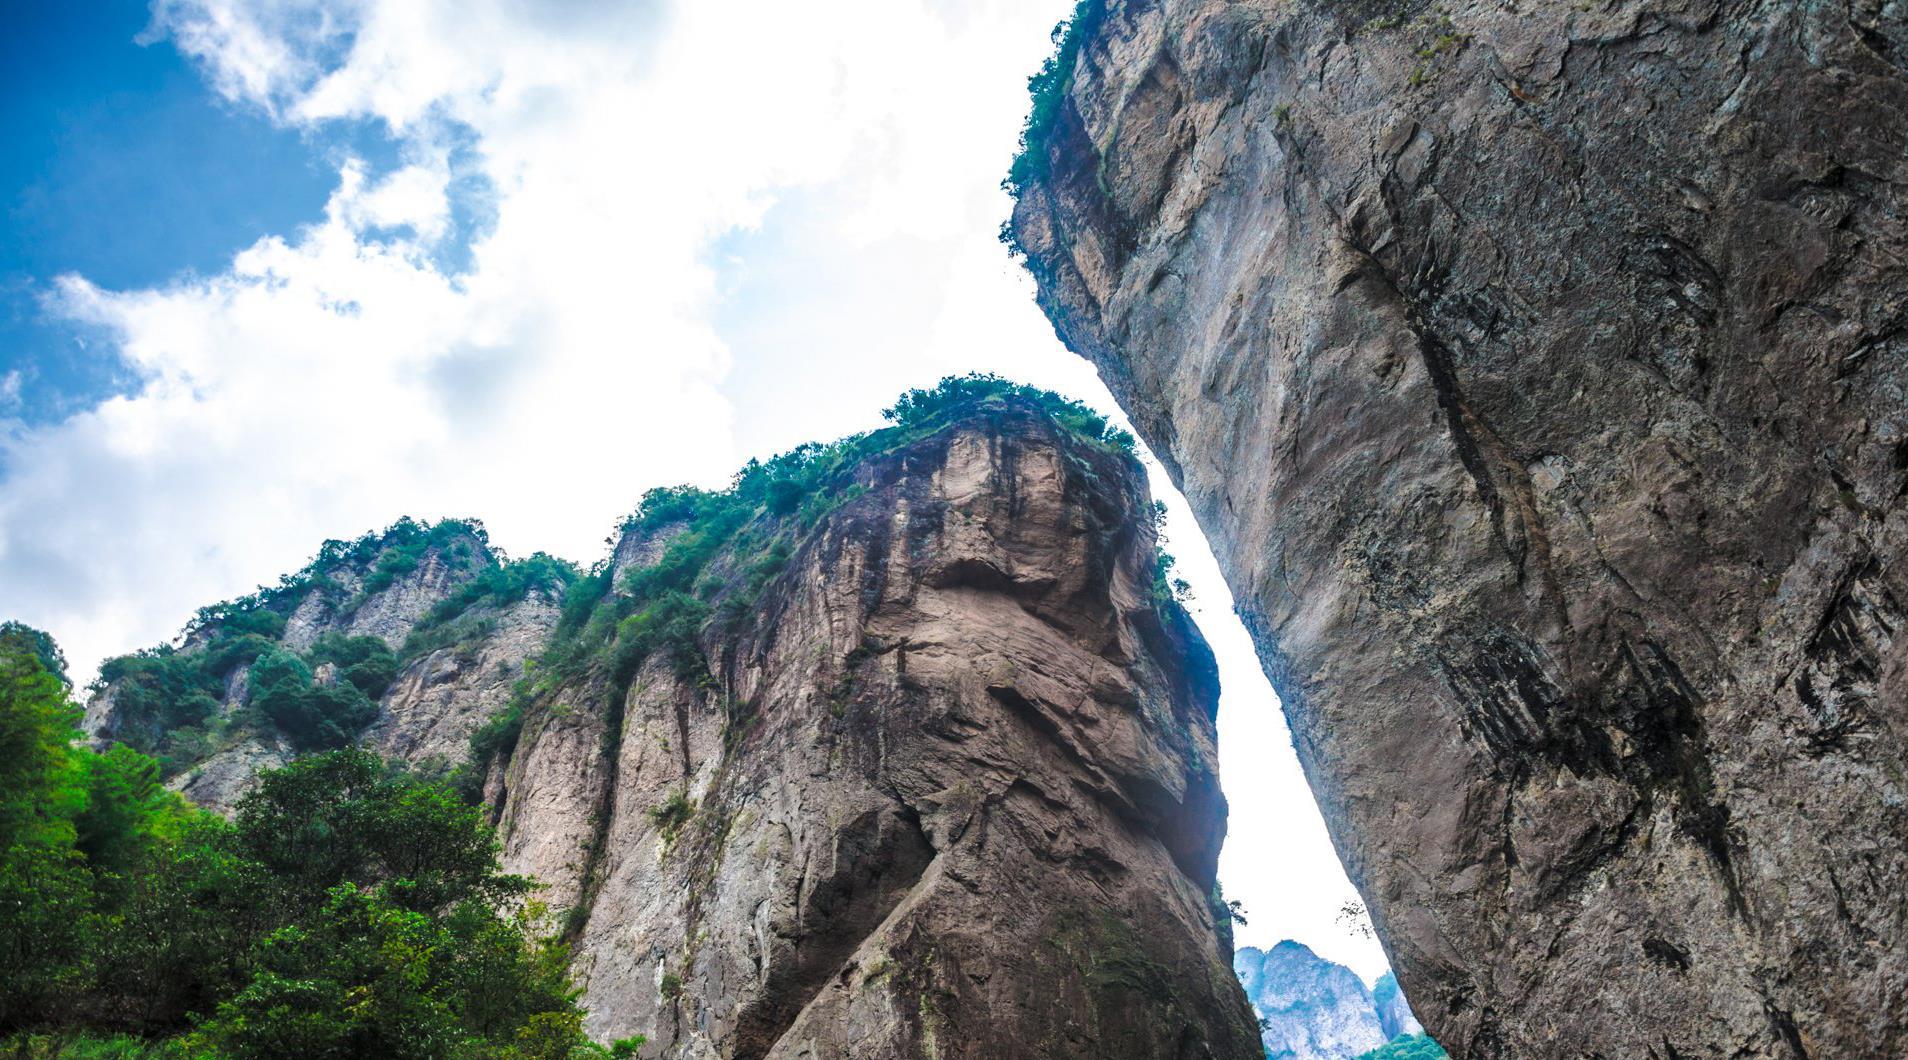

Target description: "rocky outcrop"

left=87, top=521, right=559, bottom=811
left=367, top=590, right=559, bottom=768
left=1371, top=972, right=1420, bottom=1043
left=482, top=402, right=1259, bottom=1056
left=1010, top=2, right=1908, bottom=1056
left=82, top=396, right=1258, bottom=1058
left=1235, top=943, right=1388, bottom=1060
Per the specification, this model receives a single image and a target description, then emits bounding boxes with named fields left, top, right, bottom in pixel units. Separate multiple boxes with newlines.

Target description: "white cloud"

left=1, top=0, right=1389, bottom=979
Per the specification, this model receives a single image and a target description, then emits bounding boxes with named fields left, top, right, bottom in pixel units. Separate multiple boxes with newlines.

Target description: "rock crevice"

left=1011, top=2, right=1908, bottom=1056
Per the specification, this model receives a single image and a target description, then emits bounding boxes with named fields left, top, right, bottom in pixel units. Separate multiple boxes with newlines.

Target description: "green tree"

left=247, top=650, right=378, bottom=752
left=0, top=640, right=83, bottom=850
left=0, top=627, right=620, bottom=1055
left=0, top=621, right=70, bottom=687
left=75, top=745, right=183, bottom=881
left=0, top=634, right=91, bottom=1029
left=229, top=749, right=512, bottom=916
left=305, top=633, right=399, bottom=698
left=1357, top=1033, right=1450, bottom=1060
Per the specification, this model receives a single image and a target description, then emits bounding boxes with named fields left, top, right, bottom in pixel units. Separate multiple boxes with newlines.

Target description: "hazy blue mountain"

left=1372, top=971, right=1423, bottom=1040
left=1234, top=942, right=1390, bottom=1060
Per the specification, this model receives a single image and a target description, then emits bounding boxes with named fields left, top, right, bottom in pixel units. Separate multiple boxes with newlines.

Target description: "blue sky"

left=0, top=0, right=1390, bottom=981
left=2, top=1, right=330, bottom=421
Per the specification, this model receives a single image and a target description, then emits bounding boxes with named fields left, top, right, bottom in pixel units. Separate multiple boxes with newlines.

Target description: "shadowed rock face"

left=1010, top=1, right=1908, bottom=1056
left=485, top=405, right=1260, bottom=1057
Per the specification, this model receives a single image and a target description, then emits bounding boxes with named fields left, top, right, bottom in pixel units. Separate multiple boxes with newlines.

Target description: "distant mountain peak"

left=1235, top=943, right=1428, bottom=1060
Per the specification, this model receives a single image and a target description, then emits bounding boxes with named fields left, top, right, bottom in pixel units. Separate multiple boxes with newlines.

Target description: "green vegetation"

left=464, top=374, right=1142, bottom=788
left=882, top=374, right=1135, bottom=455
left=181, top=518, right=489, bottom=643
left=349, top=518, right=487, bottom=602
left=1408, top=21, right=1470, bottom=87
left=0, top=630, right=630, bottom=1057
left=1149, top=500, right=1192, bottom=606
left=306, top=632, right=400, bottom=696
left=95, top=647, right=227, bottom=773
left=1358, top=1033, right=1449, bottom=1060
left=1004, top=0, right=1106, bottom=197
left=401, top=553, right=579, bottom=663
left=97, top=631, right=398, bottom=768
left=647, top=793, right=694, bottom=840
left=1, top=622, right=69, bottom=686
left=246, top=640, right=388, bottom=752
left=92, top=518, right=504, bottom=774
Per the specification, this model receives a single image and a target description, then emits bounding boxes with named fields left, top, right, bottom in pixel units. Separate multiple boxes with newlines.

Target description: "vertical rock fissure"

left=1007, top=1, right=1908, bottom=1054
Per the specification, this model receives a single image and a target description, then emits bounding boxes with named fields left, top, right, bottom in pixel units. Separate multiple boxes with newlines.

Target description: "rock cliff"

left=1234, top=942, right=1388, bottom=1060
left=1009, top=2, right=1908, bottom=1056
left=83, top=393, right=1260, bottom=1058
left=86, top=519, right=562, bottom=810
left=479, top=401, right=1259, bottom=1055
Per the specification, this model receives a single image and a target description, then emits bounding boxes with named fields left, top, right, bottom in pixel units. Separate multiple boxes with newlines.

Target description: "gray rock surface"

left=1009, top=1, right=1908, bottom=1056
left=1236, top=942, right=1388, bottom=1060
left=86, top=523, right=522, bottom=811
left=484, top=404, right=1260, bottom=1056
left=80, top=403, right=1259, bottom=1058
left=367, top=590, right=560, bottom=768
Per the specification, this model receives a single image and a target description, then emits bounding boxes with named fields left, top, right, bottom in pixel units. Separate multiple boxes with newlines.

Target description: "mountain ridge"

left=1234, top=941, right=1431, bottom=1060
left=77, top=381, right=1265, bottom=1058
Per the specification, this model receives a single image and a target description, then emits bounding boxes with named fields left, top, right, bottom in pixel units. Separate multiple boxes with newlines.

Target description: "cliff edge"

left=84, top=390, right=1262, bottom=1058
left=1009, top=2, right=1908, bottom=1056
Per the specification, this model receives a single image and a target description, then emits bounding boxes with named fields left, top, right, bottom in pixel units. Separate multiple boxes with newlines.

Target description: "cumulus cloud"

left=0, top=0, right=1083, bottom=684
left=0, top=0, right=1392, bottom=977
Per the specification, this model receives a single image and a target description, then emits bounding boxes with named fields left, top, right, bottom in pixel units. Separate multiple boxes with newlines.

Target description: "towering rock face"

left=481, top=403, right=1259, bottom=1056
left=1235, top=943, right=1388, bottom=1060
left=1010, top=2, right=1908, bottom=1056
left=82, top=398, right=1259, bottom=1058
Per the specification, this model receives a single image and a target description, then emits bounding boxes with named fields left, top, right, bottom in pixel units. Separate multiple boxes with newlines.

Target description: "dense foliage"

left=881, top=373, right=1135, bottom=454
left=96, top=630, right=398, bottom=769
left=401, top=553, right=579, bottom=663
left=1004, top=0, right=1106, bottom=197
left=1357, top=1034, right=1449, bottom=1060
left=183, top=518, right=491, bottom=641
left=246, top=640, right=388, bottom=752
left=0, top=633, right=635, bottom=1058
left=1, top=621, right=70, bottom=687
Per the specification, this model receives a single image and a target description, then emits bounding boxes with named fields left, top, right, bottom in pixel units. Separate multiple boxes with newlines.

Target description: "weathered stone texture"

left=87, top=528, right=534, bottom=812
left=368, top=590, right=560, bottom=767
left=485, top=407, right=1260, bottom=1058
left=1011, top=2, right=1908, bottom=1056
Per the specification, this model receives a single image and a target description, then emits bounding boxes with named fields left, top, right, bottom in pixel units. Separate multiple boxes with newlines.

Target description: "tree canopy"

left=0, top=628, right=638, bottom=1059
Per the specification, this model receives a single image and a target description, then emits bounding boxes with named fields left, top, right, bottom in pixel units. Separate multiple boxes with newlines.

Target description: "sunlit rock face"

left=485, top=404, right=1262, bottom=1056
left=1010, top=1, right=1908, bottom=1056
left=92, top=400, right=1262, bottom=1057
left=1235, top=943, right=1388, bottom=1060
